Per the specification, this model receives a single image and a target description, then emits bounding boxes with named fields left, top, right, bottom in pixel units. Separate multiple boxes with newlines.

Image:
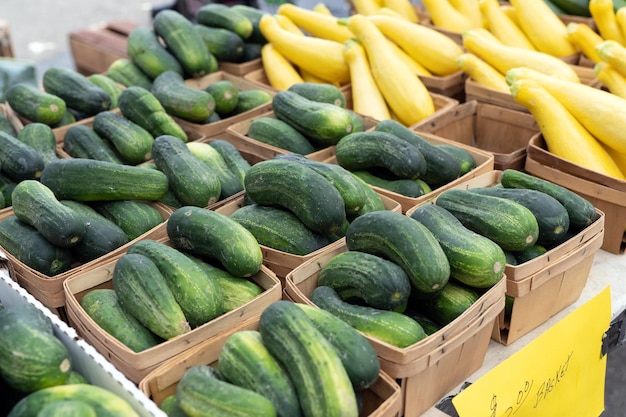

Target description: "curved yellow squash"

left=259, top=14, right=350, bottom=84
left=366, top=14, right=464, bottom=75
left=508, top=0, right=577, bottom=57
left=277, top=4, right=354, bottom=43
left=352, top=0, right=381, bottom=15
left=261, top=43, right=303, bottom=91
left=343, top=39, right=391, bottom=121
left=462, top=28, right=580, bottom=82
left=382, top=0, right=419, bottom=23
left=347, top=14, right=434, bottom=126
left=567, top=22, right=605, bottom=63
left=456, top=53, right=509, bottom=92
left=506, top=67, right=626, bottom=155
left=594, top=61, right=626, bottom=98
left=273, top=13, right=304, bottom=35
left=478, top=0, right=536, bottom=50
left=449, top=0, right=484, bottom=29
left=590, top=0, right=626, bottom=45
left=596, top=40, right=626, bottom=78
left=510, top=79, right=625, bottom=179
left=421, top=0, right=476, bottom=32
left=313, top=3, right=332, bottom=15
left=386, top=40, right=432, bottom=76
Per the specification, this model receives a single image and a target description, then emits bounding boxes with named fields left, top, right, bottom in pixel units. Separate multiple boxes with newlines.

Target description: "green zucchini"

left=311, top=286, right=426, bottom=348
left=345, top=210, right=450, bottom=294
left=159, top=395, right=187, bottom=417
left=351, top=170, right=426, bottom=198
left=231, top=4, right=268, bottom=44
left=415, top=280, right=481, bottom=327
left=118, top=86, right=188, bottom=142
left=186, top=141, right=244, bottom=199
left=195, top=3, right=254, bottom=39
left=36, top=400, right=96, bottom=417
left=550, top=0, right=591, bottom=16
left=0, top=130, right=44, bottom=181
left=127, top=239, right=224, bottom=328
left=167, top=205, right=263, bottom=277
left=205, top=80, right=239, bottom=115
left=113, top=253, right=191, bottom=340
left=287, top=82, right=347, bottom=107
left=80, top=288, right=162, bottom=353
left=318, top=250, right=412, bottom=310
left=435, top=189, right=540, bottom=251
left=87, top=74, right=123, bottom=109
left=230, top=203, right=331, bottom=255
left=0, top=216, right=73, bottom=275
left=153, top=9, right=216, bottom=78
left=349, top=174, right=385, bottom=219
left=7, top=384, right=141, bottom=417
left=374, top=119, right=462, bottom=187
left=500, top=168, right=597, bottom=232
left=225, top=89, right=272, bottom=116
left=194, top=24, right=245, bottom=63
left=241, top=42, right=263, bottom=62
left=62, top=125, right=124, bottom=164
left=92, top=110, right=155, bottom=164
left=5, top=83, right=66, bottom=125
left=40, top=158, right=169, bottom=201
left=259, top=300, right=359, bottom=417
left=106, top=58, right=153, bottom=90
left=468, top=186, right=570, bottom=247
left=335, top=130, right=427, bottom=180
left=209, top=139, right=251, bottom=186
left=244, top=158, right=347, bottom=235
left=272, top=91, right=356, bottom=147
left=16, top=123, right=59, bottom=166
left=247, top=117, right=316, bottom=154
left=152, top=70, right=216, bottom=123
left=42, top=66, right=111, bottom=116
left=126, top=25, right=184, bottom=79
left=176, top=365, right=277, bottom=417
left=91, top=200, right=164, bottom=240
left=11, top=180, right=86, bottom=248
left=512, top=243, right=548, bottom=264
left=410, top=203, right=506, bottom=288
left=437, top=144, right=476, bottom=176
left=59, top=200, right=130, bottom=263
left=152, top=135, right=222, bottom=207
left=217, top=330, right=302, bottom=417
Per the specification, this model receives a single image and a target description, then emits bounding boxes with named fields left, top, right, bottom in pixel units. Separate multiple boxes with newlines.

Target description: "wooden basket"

left=412, top=100, right=539, bottom=171
left=217, top=57, right=263, bottom=77
left=525, top=133, right=626, bottom=254
left=0, top=203, right=173, bottom=309
left=63, top=224, right=282, bottom=384
left=464, top=65, right=600, bottom=113
left=284, top=242, right=505, bottom=417
left=215, top=193, right=402, bottom=282
left=138, top=315, right=403, bottom=417
left=405, top=170, right=606, bottom=345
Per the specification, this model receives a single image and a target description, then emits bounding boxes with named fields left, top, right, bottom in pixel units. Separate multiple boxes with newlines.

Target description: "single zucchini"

left=92, top=110, right=155, bottom=164
left=205, top=80, right=239, bottom=115
left=247, top=117, right=316, bottom=155
left=225, top=89, right=272, bottom=116
left=152, top=70, right=216, bottom=123
left=209, top=139, right=251, bottom=186
left=195, top=3, right=254, bottom=39
left=416, top=280, right=481, bottom=327
left=351, top=170, right=426, bottom=198
left=437, top=144, right=476, bottom=176
left=5, top=83, right=66, bottom=125
left=87, top=74, right=123, bottom=109
left=126, top=25, right=184, bottom=79
left=194, top=24, right=245, bottom=63
left=36, top=400, right=97, bottom=417
left=92, top=200, right=164, bottom=240
left=42, top=66, right=111, bottom=116
left=186, top=141, right=244, bottom=199
left=16, top=123, right=59, bottom=166
left=106, top=58, right=153, bottom=90
left=0, top=130, right=45, bottom=181
left=287, top=82, right=346, bottom=107
left=63, top=125, right=124, bottom=164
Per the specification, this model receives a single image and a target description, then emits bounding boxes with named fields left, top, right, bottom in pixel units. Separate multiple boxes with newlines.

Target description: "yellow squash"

left=508, top=0, right=577, bottom=57
left=567, top=22, right=605, bottom=63
left=594, top=61, right=626, bottom=98
left=506, top=67, right=626, bottom=155
left=382, top=0, right=419, bottom=23
left=448, top=0, right=484, bottom=29
left=346, top=14, right=435, bottom=126
left=596, top=40, right=626, bottom=78
left=421, top=0, right=476, bottom=32
left=462, top=28, right=580, bottom=82
left=366, top=14, right=464, bottom=75
left=478, top=0, right=536, bottom=50
left=273, top=13, right=304, bottom=35
left=261, top=43, right=303, bottom=91
left=352, top=0, right=381, bottom=15
left=313, top=3, right=332, bottom=15
left=616, top=7, right=626, bottom=44
left=590, top=0, right=626, bottom=45
left=456, top=53, right=509, bottom=92
left=602, top=142, right=626, bottom=177
left=259, top=14, right=351, bottom=84
left=386, top=40, right=432, bottom=76
left=277, top=4, right=354, bottom=43
left=343, top=39, right=391, bottom=121
left=509, top=78, right=625, bottom=179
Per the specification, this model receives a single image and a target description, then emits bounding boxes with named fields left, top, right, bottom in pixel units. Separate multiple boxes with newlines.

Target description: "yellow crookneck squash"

left=478, top=0, right=536, bottom=51
left=567, top=22, right=605, bottom=63
left=261, top=43, right=303, bottom=91
left=456, top=53, right=509, bottom=92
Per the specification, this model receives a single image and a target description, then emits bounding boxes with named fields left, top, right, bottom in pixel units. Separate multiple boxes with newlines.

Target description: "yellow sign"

left=453, top=286, right=611, bottom=417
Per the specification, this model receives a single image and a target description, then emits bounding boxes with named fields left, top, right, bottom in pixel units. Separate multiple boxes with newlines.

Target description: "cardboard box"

left=0, top=253, right=165, bottom=417
left=69, top=20, right=141, bottom=76
left=405, top=170, right=605, bottom=345
left=284, top=243, right=505, bottom=417
left=526, top=133, right=625, bottom=254
left=63, top=224, right=283, bottom=383
left=412, top=100, right=540, bottom=171
left=138, top=315, right=403, bottom=417
left=215, top=193, right=402, bottom=282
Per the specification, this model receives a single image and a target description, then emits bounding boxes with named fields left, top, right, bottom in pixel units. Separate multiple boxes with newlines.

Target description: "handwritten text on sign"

left=453, top=287, right=611, bottom=417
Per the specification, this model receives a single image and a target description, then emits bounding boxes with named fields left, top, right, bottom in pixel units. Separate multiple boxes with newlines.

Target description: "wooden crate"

left=69, top=20, right=141, bottom=76
left=405, top=170, right=606, bottom=345
left=138, top=315, right=403, bottom=417
left=526, top=133, right=626, bottom=254
left=412, top=100, right=539, bottom=171
left=284, top=243, right=505, bottom=417
left=63, top=226, right=283, bottom=384
left=0, top=19, right=14, bottom=58
left=217, top=57, right=263, bottom=77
